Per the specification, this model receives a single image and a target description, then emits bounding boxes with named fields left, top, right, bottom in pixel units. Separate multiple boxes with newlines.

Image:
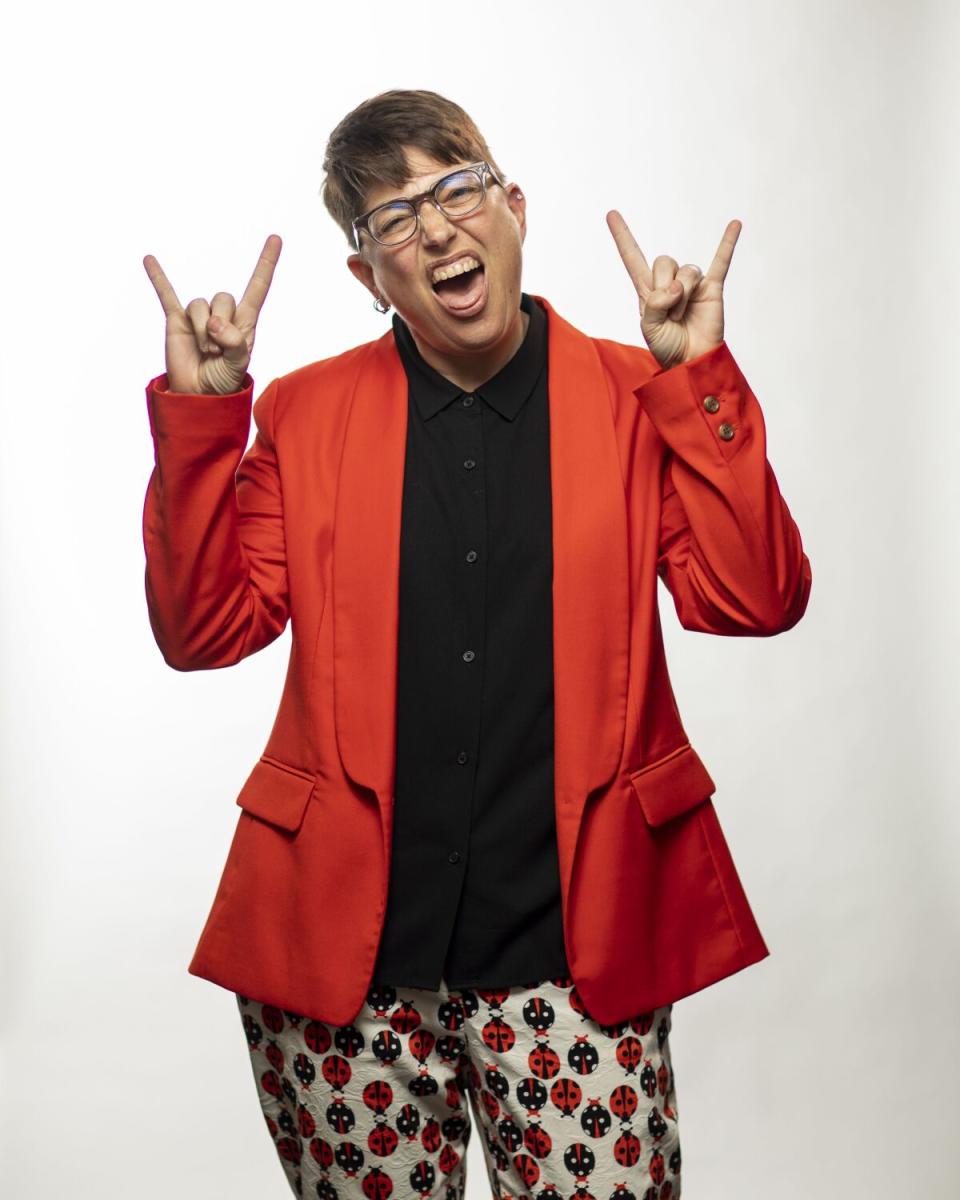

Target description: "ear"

left=347, top=251, right=378, bottom=300
left=505, top=182, right=527, bottom=244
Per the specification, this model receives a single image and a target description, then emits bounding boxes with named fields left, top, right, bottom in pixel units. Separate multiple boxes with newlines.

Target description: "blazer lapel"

left=332, top=295, right=630, bottom=874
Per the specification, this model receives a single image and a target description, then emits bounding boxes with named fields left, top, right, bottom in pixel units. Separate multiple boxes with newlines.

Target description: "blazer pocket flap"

left=629, top=743, right=716, bottom=827
left=235, top=755, right=316, bottom=832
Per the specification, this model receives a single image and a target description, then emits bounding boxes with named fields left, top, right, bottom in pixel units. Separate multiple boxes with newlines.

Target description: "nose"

left=417, top=198, right=457, bottom=245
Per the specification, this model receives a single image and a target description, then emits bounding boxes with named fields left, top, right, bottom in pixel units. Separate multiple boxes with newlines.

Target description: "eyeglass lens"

left=368, top=169, right=486, bottom=245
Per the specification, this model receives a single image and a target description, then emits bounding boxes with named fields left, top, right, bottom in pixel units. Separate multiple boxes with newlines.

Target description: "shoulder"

left=270, top=331, right=390, bottom=427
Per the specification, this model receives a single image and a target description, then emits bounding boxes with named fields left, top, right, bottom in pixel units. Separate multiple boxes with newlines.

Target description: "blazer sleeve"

left=633, top=340, right=812, bottom=636
left=141, top=371, right=289, bottom=670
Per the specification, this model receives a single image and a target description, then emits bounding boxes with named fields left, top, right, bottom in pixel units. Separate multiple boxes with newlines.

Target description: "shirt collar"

left=391, top=291, right=546, bottom=422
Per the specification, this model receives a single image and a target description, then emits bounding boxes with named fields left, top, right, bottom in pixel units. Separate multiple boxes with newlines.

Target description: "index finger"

left=605, top=210, right=652, bottom=298
left=237, top=233, right=283, bottom=319
left=143, top=254, right=184, bottom=316
left=705, top=219, right=742, bottom=282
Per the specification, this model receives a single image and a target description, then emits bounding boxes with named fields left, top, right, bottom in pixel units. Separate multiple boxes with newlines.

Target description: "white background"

left=2, top=0, right=958, bottom=1195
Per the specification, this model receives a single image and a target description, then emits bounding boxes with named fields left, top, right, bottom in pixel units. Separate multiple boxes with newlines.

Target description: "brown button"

left=703, top=395, right=720, bottom=413
left=718, top=422, right=735, bottom=440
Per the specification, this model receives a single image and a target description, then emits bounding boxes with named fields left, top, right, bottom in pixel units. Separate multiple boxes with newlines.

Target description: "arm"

left=635, top=340, right=812, bottom=636
left=141, top=372, right=289, bottom=670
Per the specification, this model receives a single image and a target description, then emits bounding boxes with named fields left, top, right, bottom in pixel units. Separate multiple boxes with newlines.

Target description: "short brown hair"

left=320, top=89, right=507, bottom=251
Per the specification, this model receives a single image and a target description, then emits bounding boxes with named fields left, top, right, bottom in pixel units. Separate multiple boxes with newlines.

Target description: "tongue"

left=434, top=268, right=485, bottom=310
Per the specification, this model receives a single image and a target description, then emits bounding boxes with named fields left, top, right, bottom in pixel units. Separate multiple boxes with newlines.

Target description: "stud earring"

left=373, top=294, right=391, bottom=314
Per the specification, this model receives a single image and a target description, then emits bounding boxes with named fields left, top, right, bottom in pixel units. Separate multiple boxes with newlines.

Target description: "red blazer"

left=143, top=293, right=811, bottom=1026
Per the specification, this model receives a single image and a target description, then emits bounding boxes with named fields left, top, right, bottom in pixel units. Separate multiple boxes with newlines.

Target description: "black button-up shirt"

left=371, top=292, right=571, bottom=990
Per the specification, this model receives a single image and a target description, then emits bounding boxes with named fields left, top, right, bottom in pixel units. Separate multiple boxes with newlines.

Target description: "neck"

left=408, top=307, right=530, bottom=393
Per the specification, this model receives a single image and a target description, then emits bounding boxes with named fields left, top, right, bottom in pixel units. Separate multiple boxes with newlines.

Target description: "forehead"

left=363, top=146, right=470, bottom=210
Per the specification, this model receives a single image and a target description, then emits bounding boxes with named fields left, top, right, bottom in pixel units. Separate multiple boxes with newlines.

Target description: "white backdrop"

left=2, top=0, right=957, bottom=1195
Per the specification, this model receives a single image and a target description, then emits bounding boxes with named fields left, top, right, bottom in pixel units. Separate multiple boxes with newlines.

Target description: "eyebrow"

left=376, top=164, right=464, bottom=208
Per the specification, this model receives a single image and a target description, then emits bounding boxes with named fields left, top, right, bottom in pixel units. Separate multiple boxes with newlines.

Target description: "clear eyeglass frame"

left=351, top=161, right=505, bottom=252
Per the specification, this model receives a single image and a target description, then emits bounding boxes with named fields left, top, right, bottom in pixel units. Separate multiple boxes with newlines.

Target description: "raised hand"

left=606, top=214, right=740, bottom=370
left=143, top=234, right=282, bottom=394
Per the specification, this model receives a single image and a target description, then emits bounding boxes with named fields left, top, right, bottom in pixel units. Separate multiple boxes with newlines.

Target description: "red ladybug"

left=305, top=1020, right=332, bottom=1055
left=296, top=1102, right=316, bottom=1138
left=361, top=1164, right=394, bottom=1200
left=482, top=1016, right=516, bottom=1054
left=524, top=1119, right=553, bottom=1158
left=389, top=999, right=422, bottom=1034
left=409, top=1028, right=436, bottom=1064
left=322, top=1053, right=352, bottom=1090
left=512, top=1151, right=540, bottom=1189
left=609, top=1083, right=639, bottom=1121
left=363, top=1078, right=394, bottom=1115
left=421, top=1117, right=442, bottom=1154
left=260, top=1004, right=285, bottom=1034
left=367, top=1119, right=399, bottom=1157
left=309, top=1136, right=334, bottom=1168
left=615, top=1036, right=644, bottom=1075
left=648, top=1147, right=666, bottom=1185
left=528, top=1042, right=561, bottom=1080
left=549, top=1076, right=582, bottom=1116
left=613, top=1129, right=642, bottom=1168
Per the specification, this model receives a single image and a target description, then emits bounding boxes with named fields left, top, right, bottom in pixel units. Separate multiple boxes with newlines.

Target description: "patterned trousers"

left=236, top=976, right=681, bottom=1199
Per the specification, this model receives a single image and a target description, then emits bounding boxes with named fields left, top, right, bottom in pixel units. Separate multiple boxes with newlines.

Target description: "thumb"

left=207, top=316, right=249, bottom=365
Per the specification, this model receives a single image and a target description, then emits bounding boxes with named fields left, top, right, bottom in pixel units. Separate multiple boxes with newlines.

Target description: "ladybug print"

left=336, top=1139, right=365, bottom=1176
left=528, top=1041, right=561, bottom=1080
left=613, top=1128, right=643, bottom=1168
left=292, top=1051, right=316, bottom=1088
left=522, top=995, right=556, bottom=1034
left=372, top=1028, right=403, bottom=1066
left=567, top=1035, right=600, bottom=1076
left=234, top=980, right=681, bottom=1197
left=580, top=1097, right=612, bottom=1138
left=305, top=1020, right=332, bottom=1055
left=322, top=1052, right=352, bottom=1091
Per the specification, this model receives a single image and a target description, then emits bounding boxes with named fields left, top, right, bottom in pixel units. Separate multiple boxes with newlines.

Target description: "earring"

left=373, top=294, right=391, bottom=314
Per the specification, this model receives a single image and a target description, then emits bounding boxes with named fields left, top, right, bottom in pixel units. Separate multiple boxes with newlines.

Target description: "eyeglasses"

left=351, top=161, right=504, bottom=251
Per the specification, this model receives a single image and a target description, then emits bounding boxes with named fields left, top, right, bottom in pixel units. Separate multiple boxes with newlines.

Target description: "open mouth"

left=430, top=262, right=487, bottom=315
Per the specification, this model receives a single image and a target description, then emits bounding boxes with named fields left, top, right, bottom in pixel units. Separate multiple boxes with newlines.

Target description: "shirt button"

left=456, top=750, right=469, bottom=764
left=718, top=422, right=735, bottom=440
left=462, top=649, right=476, bottom=662
left=462, top=394, right=475, bottom=407
left=463, top=458, right=477, bottom=469
left=465, top=549, right=478, bottom=563
left=703, top=394, right=720, bottom=413
left=448, top=850, right=461, bottom=864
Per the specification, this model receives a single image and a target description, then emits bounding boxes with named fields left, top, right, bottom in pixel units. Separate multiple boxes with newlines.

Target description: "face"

left=346, top=146, right=527, bottom=362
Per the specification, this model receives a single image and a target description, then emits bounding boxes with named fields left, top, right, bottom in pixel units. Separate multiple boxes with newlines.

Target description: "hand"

left=143, top=234, right=282, bottom=394
left=606, top=214, right=740, bottom=370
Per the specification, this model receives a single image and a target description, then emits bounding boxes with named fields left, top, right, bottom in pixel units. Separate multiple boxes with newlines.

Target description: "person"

left=141, top=88, right=811, bottom=1199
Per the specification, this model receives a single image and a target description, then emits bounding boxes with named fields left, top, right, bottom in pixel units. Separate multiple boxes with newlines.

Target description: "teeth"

left=431, top=256, right=482, bottom=284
